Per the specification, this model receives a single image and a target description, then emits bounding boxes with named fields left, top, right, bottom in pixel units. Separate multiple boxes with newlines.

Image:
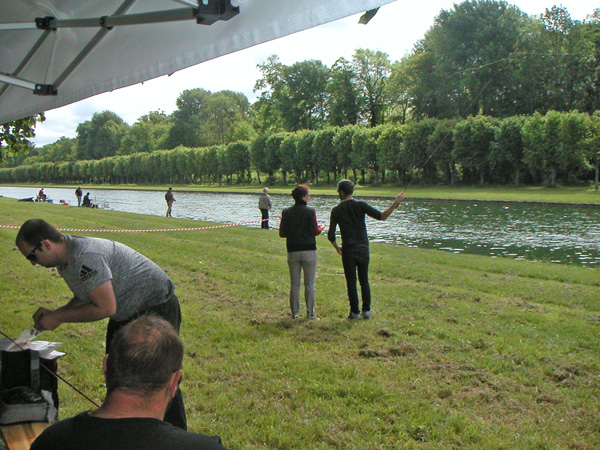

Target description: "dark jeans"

left=342, top=244, right=371, bottom=314
left=105, top=292, right=187, bottom=431
left=260, top=208, right=270, bottom=229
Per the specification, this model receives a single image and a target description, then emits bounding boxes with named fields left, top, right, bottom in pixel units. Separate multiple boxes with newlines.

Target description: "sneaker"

left=362, top=310, right=371, bottom=320
left=307, top=314, right=319, bottom=320
left=347, top=312, right=361, bottom=320
left=291, top=314, right=299, bottom=319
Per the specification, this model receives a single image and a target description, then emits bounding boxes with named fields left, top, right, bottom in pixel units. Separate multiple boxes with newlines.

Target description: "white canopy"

left=0, top=0, right=397, bottom=124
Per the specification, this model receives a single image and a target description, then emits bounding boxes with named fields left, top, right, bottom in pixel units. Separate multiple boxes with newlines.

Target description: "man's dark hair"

left=16, top=219, right=63, bottom=247
left=291, top=184, right=309, bottom=202
left=105, top=316, right=184, bottom=395
left=337, top=179, right=354, bottom=196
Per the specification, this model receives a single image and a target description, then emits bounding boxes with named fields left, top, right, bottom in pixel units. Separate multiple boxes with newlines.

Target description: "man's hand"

left=330, top=240, right=343, bottom=256
left=382, top=191, right=406, bottom=220
left=33, top=307, right=61, bottom=331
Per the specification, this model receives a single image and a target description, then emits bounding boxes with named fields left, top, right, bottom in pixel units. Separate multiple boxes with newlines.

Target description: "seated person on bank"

left=82, top=192, right=92, bottom=207
left=30, top=315, right=229, bottom=450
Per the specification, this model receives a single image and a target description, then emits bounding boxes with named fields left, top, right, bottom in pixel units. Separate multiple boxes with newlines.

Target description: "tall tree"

left=76, top=111, right=128, bottom=160
left=490, top=116, right=526, bottom=185
left=386, top=60, right=412, bottom=124
left=327, top=58, right=360, bottom=126
left=254, top=56, right=330, bottom=132
left=201, top=91, right=253, bottom=145
left=167, top=88, right=211, bottom=148
left=120, top=111, right=172, bottom=155
left=351, top=48, right=391, bottom=127
left=408, top=0, right=528, bottom=118
left=167, top=89, right=252, bottom=148
left=522, top=111, right=588, bottom=185
left=452, top=115, right=499, bottom=185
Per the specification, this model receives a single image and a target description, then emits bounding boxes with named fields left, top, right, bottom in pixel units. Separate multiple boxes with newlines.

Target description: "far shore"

left=3, top=183, right=600, bottom=206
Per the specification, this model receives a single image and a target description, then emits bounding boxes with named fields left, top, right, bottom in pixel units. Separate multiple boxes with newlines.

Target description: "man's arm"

left=380, top=192, right=405, bottom=221
left=312, top=212, right=324, bottom=235
left=327, top=212, right=342, bottom=255
left=279, top=214, right=286, bottom=237
left=33, top=280, right=117, bottom=331
left=330, top=239, right=342, bottom=256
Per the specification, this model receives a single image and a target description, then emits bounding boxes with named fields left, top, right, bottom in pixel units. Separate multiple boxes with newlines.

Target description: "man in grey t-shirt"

left=15, top=218, right=187, bottom=430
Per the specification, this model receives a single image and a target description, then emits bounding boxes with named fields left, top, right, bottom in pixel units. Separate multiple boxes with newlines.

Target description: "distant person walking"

left=327, top=180, right=405, bottom=320
left=165, top=187, right=176, bottom=218
left=279, top=185, right=324, bottom=319
left=258, top=187, right=272, bottom=229
left=75, top=186, right=83, bottom=207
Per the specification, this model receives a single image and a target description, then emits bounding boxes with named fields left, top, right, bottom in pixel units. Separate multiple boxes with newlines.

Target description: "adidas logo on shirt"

left=79, top=265, right=98, bottom=282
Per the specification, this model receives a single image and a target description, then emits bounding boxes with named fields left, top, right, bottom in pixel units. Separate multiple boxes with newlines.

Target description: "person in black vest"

left=279, top=185, right=324, bottom=319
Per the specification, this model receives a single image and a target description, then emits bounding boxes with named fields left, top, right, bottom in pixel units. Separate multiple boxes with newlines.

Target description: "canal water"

left=2, top=186, right=600, bottom=268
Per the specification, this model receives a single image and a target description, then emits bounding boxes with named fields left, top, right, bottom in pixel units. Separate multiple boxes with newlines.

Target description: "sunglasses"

left=26, top=242, right=43, bottom=262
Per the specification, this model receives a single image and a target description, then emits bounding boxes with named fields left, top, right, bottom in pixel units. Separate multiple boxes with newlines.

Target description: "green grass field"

left=0, top=197, right=599, bottom=449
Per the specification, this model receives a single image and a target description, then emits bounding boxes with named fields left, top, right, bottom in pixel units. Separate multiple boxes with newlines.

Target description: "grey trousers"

left=287, top=250, right=317, bottom=317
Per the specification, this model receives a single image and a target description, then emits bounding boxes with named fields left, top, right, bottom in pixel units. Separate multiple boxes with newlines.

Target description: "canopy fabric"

left=0, top=0, right=397, bottom=124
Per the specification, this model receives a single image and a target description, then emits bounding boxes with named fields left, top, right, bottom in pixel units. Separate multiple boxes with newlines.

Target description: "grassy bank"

left=6, top=182, right=600, bottom=205
left=1, top=197, right=599, bottom=449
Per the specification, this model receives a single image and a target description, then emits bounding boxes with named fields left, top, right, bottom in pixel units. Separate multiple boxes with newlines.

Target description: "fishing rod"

left=402, top=76, right=494, bottom=193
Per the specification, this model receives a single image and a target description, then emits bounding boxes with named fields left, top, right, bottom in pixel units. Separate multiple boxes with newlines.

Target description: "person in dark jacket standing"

left=327, top=180, right=404, bottom=320
left=165, top=187, right=176, bottom=217
left=279, top=185, right=324, bottom=319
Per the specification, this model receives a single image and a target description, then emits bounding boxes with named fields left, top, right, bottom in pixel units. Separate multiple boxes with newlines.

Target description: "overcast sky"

left=32, top=1, right=595, bottom=146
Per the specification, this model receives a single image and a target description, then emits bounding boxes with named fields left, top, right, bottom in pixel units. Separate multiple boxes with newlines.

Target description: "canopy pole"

left=0, top=73, right=55, bottom=96
left=0, top=30, right=51, bottom=99
left=52, top=0, right=139, bottom=90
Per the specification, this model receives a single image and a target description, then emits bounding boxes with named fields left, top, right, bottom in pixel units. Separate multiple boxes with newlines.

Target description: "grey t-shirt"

left=57, top=235, right=173, bottom=321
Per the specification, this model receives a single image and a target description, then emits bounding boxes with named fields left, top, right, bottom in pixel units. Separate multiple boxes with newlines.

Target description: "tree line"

left=1, top=110, right=599, bottom=187
left=1, top=1, right=599, bottom=185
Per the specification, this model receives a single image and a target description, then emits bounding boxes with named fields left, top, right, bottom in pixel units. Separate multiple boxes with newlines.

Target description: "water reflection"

left=2, top=186, right=600, bottom=267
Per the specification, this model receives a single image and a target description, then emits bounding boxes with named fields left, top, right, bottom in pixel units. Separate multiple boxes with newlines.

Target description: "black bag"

left=0, top=350, right=59, bottom=425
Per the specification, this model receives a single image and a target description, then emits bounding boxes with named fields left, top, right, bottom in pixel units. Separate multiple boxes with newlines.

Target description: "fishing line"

left=0, top=328, right=100, bottom=408
left=402, top=76, right=494, bottom=193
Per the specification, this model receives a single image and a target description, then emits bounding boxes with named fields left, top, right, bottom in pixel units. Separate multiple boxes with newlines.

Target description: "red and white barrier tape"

left=0, top=218, right=280, bottom=233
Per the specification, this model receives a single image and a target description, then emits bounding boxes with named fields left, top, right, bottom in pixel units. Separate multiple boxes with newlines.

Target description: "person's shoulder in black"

left=31, top=412, right=229, bottom=450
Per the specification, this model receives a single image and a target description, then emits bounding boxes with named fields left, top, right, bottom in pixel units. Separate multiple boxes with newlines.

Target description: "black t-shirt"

left=328, top=198, right=382, bottom=247
left=30, top=412, right=229, bottom=450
